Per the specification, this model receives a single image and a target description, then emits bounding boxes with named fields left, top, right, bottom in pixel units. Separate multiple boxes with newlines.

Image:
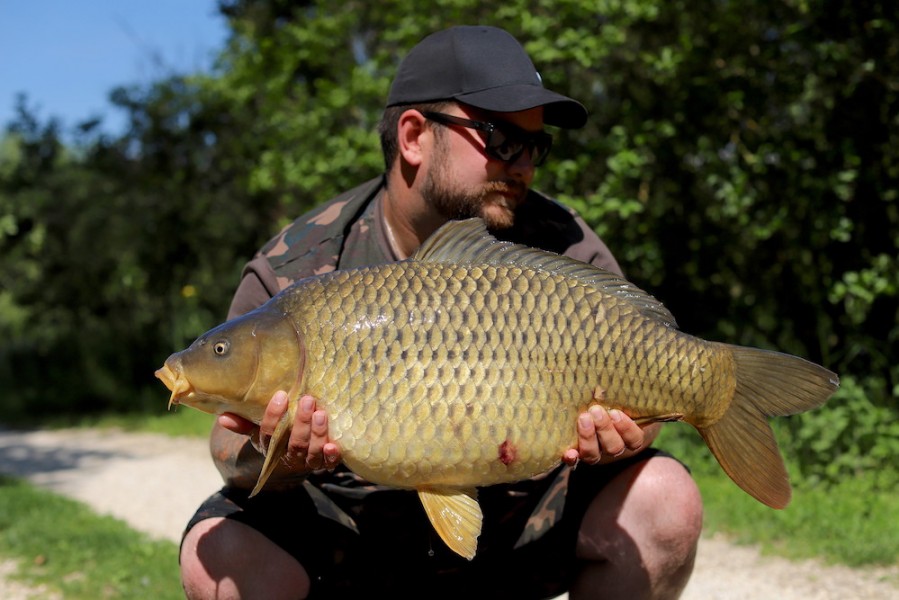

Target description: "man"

left=180, top=25, right=702, bottom=599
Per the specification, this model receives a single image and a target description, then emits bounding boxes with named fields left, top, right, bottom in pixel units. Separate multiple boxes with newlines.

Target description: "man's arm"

left=210, top=422, right=268, bottom=489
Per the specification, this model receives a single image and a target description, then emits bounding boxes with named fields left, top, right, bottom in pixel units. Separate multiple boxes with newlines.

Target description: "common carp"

left=155, top=218, right=838, bottom=559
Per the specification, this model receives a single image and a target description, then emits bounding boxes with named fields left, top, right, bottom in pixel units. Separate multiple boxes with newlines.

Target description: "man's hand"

left=219, top=391, right=341, bottom=475
left=562, top=406, right=655, bottom=466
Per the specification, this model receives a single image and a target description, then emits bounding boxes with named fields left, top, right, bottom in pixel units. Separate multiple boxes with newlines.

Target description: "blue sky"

left=0, top=0, right=229, bottom=137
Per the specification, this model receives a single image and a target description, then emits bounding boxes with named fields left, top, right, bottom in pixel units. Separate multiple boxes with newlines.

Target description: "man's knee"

left=180, top=517, right=310, bottom=600
left=578, top=455, right=703, bottom=559
left=636, top=456, right=703, bottom=553
left=572, top=456, right=702, bottom=599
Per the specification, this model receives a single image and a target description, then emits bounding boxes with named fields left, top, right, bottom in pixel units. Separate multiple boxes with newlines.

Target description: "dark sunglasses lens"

left=530, top=138, right=551, bottom=165
left=485, top=131, right=520, bottom=162
left=486, top=130, right=551, bottom=166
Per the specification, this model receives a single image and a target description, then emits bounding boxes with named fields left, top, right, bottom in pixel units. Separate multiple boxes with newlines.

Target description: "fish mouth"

left=154, top=363, right=193, bottom=410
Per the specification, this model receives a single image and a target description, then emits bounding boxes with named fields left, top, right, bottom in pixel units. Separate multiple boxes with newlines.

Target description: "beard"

left=421, top=140, right=527, bottom=230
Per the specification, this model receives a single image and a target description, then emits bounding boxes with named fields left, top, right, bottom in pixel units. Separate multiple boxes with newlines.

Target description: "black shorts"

left=184, top=449, right=679, bottom=598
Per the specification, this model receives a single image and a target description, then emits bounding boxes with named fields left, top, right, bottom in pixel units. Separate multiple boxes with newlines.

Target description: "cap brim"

left=455, top=84, right=588, bottom=129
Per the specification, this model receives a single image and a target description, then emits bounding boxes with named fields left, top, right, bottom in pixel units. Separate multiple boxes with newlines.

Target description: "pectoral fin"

left=250, top=401, right=296, bottom=498
left=418, top=487, right=482, bottom=560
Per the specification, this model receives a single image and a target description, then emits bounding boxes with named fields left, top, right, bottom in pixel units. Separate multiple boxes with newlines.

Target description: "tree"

left=1, top=1, right=895, bottom=482
left=0, top=78, right=271, bottom=415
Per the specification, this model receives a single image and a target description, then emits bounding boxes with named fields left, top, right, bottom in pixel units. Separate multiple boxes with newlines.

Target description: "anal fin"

left=632, top=413, right=685, bottom=426
left=418, top=487, right=482, bottom=560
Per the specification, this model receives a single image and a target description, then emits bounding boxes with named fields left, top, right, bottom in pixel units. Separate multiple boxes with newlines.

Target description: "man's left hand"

left=562, top=406, right=652, bottom=466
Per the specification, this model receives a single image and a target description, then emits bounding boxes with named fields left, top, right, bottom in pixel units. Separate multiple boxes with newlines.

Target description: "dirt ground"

left=1, top=426, right=897, bottom=599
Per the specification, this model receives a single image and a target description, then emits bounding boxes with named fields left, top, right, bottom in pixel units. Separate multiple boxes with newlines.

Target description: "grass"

left=0, top=408, right=210, bottom=597
left=25, top=405, right=216, bottom=439
left=0, top=475, right=182, bottom=599
left=655, top=424, right=899, bottom=568
left=695, top=472, right=899, bottom=567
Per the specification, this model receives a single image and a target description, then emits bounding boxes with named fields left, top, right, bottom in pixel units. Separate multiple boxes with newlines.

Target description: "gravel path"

left=1, top=427, right=897, bottom=599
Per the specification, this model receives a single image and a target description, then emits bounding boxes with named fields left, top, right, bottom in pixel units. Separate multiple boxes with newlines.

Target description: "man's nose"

left=506, top=149, right=536, bottom=183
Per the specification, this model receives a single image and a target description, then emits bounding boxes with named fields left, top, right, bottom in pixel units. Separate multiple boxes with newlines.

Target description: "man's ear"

left=397, top=109, right=428, bottom=167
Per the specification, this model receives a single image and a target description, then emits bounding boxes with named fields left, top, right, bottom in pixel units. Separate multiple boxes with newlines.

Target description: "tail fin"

left=698, top=345, right=839, bottom=509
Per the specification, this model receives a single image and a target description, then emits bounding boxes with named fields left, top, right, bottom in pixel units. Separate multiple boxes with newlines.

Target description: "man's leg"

left=570, top=455, right=703, bottom=600
left=180, top=517, right=311, bottom=600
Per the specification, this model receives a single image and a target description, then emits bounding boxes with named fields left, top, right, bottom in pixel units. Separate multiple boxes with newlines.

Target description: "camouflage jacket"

left=227, top=175, right=624, bottom=547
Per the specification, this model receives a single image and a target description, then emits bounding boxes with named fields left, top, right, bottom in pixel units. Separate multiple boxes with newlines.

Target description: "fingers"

left=561, top=447, right=580, bottom=466
left=593, top=407, right=627, bottom=458
left=217, top=412, right=257, bottom=435
left=255, top=392, right=343, bottom=471
left=610, top=409, right=645, bottom=453
left=281, top=394, right=314, bottom=468
left=257, top=390, right=290, bottom=455
left=302, top=406, right=329, bottom=470
left=574, top=411, right=601, bottom=464
left=574, top=406, right=646, bottom=465
left=322, top=442, right=341, bottom=470
left=284, top=395, right=341, bottom=471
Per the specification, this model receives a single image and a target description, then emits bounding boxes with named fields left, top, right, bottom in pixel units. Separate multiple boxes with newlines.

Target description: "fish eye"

left=213, top=340, right=230, bottom=356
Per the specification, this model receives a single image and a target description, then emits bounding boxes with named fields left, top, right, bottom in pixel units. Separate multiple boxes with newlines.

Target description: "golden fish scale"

left=277, top=261, right=733, bottom=488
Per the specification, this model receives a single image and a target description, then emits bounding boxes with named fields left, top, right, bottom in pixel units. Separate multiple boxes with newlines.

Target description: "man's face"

left=420, top=104, right=544, bottom=230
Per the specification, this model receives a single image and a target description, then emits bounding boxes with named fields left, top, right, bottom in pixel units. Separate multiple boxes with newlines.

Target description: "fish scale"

left=155, top=218, right=838, bottom=560
left=286, top=260, right=698, bottom=486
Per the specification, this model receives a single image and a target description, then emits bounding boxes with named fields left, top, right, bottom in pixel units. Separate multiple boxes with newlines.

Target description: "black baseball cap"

left=386, top=26, right=588, bottom=129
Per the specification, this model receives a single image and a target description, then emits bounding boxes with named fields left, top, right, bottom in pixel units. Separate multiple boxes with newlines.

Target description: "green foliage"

left=0, top=476, right=181, bottom=599
left=1, top=78, right=275, bottom=417
left=656, top=426, right=899, bottom=567
left=695, top=467, right=899, bottom=568
left=32, top=405, right=215, bottom=438
left=784, top=376, right=899, bottom=490
left=1, top=0, right=897, bottom=494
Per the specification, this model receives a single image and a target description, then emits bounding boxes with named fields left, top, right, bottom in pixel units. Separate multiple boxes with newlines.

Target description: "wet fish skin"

left=155, top=218, right=839, bottom=559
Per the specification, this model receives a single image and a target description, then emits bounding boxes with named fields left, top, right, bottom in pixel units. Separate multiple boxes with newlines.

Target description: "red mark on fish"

left=498, top=440, right=517, bottom=465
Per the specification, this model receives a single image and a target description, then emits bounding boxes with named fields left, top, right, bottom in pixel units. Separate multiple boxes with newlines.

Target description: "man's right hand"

left=216, top=391, right=341, bottom=487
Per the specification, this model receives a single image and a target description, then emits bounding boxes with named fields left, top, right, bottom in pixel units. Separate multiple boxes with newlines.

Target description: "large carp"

left=156, top=218, right=838, bottom=559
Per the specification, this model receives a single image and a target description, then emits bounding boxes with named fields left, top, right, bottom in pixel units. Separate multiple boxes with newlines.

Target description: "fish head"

left=154, top=304, right=304, bottom=424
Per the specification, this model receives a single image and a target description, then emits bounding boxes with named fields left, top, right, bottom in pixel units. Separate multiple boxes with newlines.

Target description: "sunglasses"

left=422, top=111, right=553, bottom=167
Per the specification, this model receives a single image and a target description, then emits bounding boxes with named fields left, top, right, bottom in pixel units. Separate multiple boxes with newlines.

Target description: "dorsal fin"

left=412, top=218, right=678, bottom=328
